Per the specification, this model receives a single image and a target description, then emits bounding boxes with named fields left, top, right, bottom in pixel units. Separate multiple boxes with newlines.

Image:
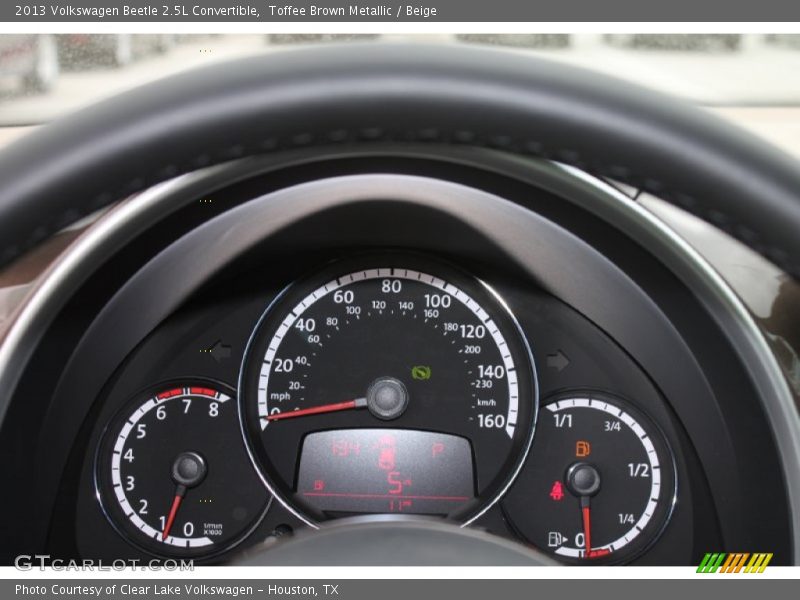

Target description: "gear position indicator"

left=297, top=428, right=475, bottom=515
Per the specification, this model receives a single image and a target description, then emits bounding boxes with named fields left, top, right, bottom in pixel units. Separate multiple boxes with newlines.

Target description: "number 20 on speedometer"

left=239, top=256, right=539, bottom=526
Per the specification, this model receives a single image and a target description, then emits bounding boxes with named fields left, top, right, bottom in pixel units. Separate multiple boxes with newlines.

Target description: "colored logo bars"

left=697, top=552, right=773, bottom=573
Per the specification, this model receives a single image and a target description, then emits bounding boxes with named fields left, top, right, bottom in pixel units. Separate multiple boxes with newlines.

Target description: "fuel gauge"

left=502, top=392, right=676, bottom=564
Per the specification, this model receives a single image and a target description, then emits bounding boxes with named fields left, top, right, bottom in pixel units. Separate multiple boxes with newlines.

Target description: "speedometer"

left=239, top=255, right=538, bottom=526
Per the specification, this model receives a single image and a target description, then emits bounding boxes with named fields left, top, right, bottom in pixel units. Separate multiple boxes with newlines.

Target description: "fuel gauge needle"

left=265, top=398, right=367, bottom=421
left=580, top=497, right=611, bottom=558
left=581, top=496, right=593, bottom=556
left=565, top=462, right=609, bottom=559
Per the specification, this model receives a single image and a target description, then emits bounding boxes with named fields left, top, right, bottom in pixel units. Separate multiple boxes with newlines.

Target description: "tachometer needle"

left=265, top=398, right=367, bottom=421
left=161, top=484, right=186, bottom=541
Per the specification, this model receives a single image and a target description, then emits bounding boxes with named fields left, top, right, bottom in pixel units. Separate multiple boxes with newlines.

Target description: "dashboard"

left=1, top=145, right=794, bottom=565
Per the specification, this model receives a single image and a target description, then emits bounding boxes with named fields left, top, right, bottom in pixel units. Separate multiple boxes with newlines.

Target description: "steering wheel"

left=0, top=42, right=798, bottom=564
left=233, top=516, right=555, bottom=565
left=0, top=43, right=798, bottom=276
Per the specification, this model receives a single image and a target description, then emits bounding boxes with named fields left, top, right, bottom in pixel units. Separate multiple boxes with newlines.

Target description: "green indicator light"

left=411, top=365, right=432, bottom=380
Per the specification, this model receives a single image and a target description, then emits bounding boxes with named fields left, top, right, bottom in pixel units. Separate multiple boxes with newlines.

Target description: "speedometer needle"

left=265, top=398, right=368, bottom=421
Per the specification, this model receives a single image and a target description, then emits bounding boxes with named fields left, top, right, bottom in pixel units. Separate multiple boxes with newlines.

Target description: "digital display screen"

left=296, top=429, right=476, bottom=515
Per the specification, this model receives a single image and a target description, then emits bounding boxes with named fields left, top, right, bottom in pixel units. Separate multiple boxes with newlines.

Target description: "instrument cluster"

left=76, top=250, right=695, bottom=565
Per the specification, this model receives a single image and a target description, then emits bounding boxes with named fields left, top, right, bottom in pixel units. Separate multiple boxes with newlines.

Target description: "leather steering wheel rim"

left=231, top=516, right=557, bottom=566
left=0, top=42, right=798, bottom=277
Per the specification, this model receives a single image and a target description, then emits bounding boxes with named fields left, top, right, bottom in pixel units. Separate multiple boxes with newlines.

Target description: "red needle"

left=266, top=398, right=367, bottom=421
left=161, top=487, right=185, bottom=540
left=580, top=496, right=610, bottom=558
left=581, top=500, right=593, bottom=556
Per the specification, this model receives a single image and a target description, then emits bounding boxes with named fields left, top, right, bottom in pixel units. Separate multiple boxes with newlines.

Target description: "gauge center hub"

left=566, top=462, right=601, bottom=497
left=366, top=377, right=409, bottom=420
left=171, top=451, right=207, bottom=488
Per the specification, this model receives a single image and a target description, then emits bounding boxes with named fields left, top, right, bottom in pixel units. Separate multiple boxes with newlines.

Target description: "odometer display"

left=296, top=429, right=475, bottom=515
left=240, top=257, right=538, bottom=525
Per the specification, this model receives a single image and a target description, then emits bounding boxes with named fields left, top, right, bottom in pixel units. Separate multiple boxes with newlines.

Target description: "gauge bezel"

left=503, top=389, right=678, bottom=565
left=94, top=378, right=271, bottom=560
left=238, top=253, right=540, bottom=528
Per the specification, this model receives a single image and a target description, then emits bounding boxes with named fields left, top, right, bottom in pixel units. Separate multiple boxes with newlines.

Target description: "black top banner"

left=5, top=0, right=800, bottom=22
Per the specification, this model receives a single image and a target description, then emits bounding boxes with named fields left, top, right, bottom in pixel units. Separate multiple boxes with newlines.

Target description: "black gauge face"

left=96, top=382, right=269, bottom=558
left=503, top=392, right=675, bottom=564
left=240, top=256, right=538, bottom=525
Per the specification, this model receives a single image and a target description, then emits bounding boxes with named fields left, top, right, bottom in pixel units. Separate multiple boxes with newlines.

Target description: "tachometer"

left=96, top=381, right=269, bottom=558
left=239, top=256, right=538, bottom=526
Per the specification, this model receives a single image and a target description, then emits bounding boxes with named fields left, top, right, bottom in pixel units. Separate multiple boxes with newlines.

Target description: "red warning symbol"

left=549, top=480, right=565, bottom=501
